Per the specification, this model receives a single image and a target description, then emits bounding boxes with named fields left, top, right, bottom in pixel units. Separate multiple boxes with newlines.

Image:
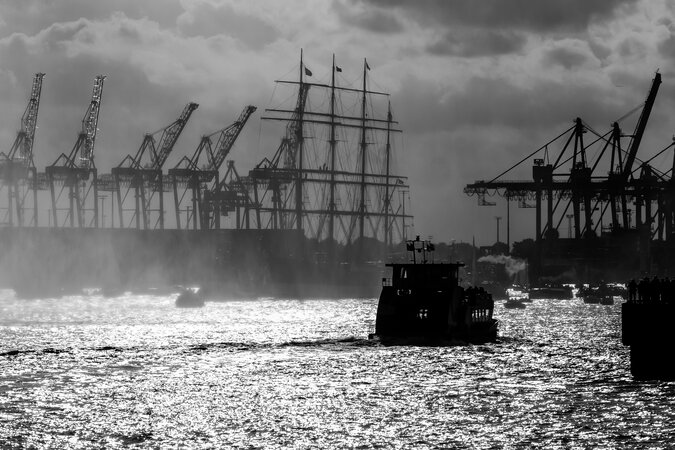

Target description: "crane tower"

left=0, top=73, right=45, bottom=227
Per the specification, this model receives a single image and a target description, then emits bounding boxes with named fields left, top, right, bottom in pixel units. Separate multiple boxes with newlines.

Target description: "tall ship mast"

left=246, top=51, right=412, bottom=248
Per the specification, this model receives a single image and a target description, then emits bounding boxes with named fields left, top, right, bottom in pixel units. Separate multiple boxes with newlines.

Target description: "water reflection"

left=1, top=292, right=674, bottom=448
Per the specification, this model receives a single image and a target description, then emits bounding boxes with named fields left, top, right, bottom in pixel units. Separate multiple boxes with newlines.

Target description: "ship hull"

left=374, top=285, right=498, bottom=345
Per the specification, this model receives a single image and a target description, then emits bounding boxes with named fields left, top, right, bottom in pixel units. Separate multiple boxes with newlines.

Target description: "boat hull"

left=374, top=285, right=497, bottom=345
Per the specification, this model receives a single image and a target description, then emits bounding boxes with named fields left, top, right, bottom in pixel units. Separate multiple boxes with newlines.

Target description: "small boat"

left=506, top=286, right=530, bottom=302
left=504, top=298, right=526, bottom=309
left=175, top=287, right=205, bottom=308
left=371, top=237, right=498, bottom=344
left=582, top=294, right=601, bottom=304
left=580, top=284, right=614, bottom=305
left=528, top=285, right=574, bottom=299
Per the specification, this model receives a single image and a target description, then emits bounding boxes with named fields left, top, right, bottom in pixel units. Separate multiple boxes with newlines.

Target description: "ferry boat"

left=372, top=237, right=498, bottom=344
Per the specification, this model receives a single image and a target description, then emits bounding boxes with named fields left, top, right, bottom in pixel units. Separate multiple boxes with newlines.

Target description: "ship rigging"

left=247, top=51, right=411, bottom=246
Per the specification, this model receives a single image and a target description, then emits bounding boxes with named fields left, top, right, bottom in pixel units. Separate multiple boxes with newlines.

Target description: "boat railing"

left=382, top=277, right=392, bottom=287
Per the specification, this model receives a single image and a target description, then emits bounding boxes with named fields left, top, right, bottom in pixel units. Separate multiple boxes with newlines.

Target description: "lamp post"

left=627, top=209, right=632, bottom=229
left=99, top=195, right=107, bottom=228
left=495, top=216, right=502, bottom=244
left=506, top=198, right=510, bottom=253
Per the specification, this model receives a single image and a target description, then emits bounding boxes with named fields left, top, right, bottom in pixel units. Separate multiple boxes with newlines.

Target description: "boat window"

left=400, top=268, right=407, bottom=279
left=417, top=308, right=428, bottom=320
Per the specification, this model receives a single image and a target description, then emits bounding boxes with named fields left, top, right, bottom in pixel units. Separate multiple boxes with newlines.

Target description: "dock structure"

left=0, top=54, right=413, bottom=296
left=0, top=53, right=410, bottom=244
left=622, top=300, right=675, bottom=380
left=464, top=72, right=675, bottom=284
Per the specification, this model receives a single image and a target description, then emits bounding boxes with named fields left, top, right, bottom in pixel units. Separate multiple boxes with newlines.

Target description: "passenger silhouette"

left=628, top=279, right=637, bottom=302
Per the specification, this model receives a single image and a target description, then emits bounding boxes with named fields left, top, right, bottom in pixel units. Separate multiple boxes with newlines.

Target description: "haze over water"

left=1, top=291, right=674, bottom=448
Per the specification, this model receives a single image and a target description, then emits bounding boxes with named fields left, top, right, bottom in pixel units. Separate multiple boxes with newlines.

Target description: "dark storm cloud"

left=394, top=75, right=628, bottom=137
left=0, top=0, right=183, bottom=37
left=657, top=26, right=675, bottom=67
left=587, top=40, right=613, bottom=62
left=618, top=37, right=648, bottom=59
left=427, top=29, right=527, bottom=57
left=0, top=19, right=207, bottom=169
left=332, top=1, right=405, bottom=33
left=176, top=3, right=279, bottom=49
left=542, top=46, right=592, bottom=70
left=347, top=0, right=635, bottom=32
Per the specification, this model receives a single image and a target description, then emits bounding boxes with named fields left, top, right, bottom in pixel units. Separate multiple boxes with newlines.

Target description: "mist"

left=478, top=254, right=527, bottom=277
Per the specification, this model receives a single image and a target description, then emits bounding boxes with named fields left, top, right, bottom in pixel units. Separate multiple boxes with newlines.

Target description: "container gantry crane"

left=45, top=75, right=105, bottom=228
left=169, top=105, right=256, bottom=230
left=111, top=102, right=198, bottom=229
left=0, top=73, right=45, bottom=227
left=464, top=72, right=663, bottom=282
left=204, top=160, right=254, bottom=230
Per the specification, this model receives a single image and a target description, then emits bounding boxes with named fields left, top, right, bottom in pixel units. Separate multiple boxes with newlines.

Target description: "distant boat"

left=582, top=294, right=601, bottom=304
left=579, top=284, right=615, bottom=305
left=528, top=285, right=573, bottom=299
left=506, top=285, right=530, bottom=302
left=504, top=298, right=526, bottom=309
left=175, top=288, right=205, bottom=308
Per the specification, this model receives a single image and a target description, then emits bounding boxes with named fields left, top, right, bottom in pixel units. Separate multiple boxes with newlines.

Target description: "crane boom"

left=77, top=75, right=106, bottom=169
left=151, top=102, right=198, bottom=170
left=8, top=73, right=45, bottom=166
left=622, top=72, right=661, bottom=180
left=207, top=105, right=256, bottom=171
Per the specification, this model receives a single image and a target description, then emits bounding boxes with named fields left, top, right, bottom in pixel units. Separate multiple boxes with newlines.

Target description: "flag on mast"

left=365, top=60, right=371, bottom=70
left=335, top=66, right=342, bottom=72
left=304, top=66, right=312, bottom=76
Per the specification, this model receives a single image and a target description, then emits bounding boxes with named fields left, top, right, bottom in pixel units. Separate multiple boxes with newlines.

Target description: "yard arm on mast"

left=248, top=79, right=310, bottom=231
left=283, top=83, right=310, bottom=170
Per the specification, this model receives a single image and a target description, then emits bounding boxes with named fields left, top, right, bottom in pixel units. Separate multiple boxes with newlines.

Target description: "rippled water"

left=1, top=290, right=674, bottom=448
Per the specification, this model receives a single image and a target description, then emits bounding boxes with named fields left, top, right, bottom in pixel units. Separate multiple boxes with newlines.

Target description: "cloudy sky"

left=1, top=0, right=674, bottom=245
